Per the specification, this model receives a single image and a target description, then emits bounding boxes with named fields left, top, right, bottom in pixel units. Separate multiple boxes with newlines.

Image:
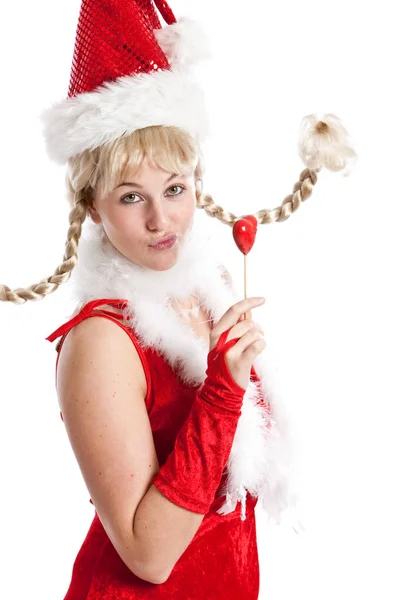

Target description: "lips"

left=149, top=234, right=176, bottom=247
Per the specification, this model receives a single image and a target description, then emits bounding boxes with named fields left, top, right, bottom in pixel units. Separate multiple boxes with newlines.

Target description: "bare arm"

left=132, top=484, right=205, bottom=583
left=57, top=316, right=205, bottom=585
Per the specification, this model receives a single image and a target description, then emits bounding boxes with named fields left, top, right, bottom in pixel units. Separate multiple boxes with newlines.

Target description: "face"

left=90, top=157, right=197, bottom=271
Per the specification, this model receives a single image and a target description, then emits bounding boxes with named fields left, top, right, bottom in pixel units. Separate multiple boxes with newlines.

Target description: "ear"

left=89, top=207, right=102, bottom=224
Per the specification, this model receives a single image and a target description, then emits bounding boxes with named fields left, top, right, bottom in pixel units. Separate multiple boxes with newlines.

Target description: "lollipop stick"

left=244, top=253, right=247, bottom=299
left=244, top=253, right=250, bottom=320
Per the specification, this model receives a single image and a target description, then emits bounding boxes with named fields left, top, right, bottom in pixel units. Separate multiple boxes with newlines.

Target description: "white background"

left=0, top=1, right=399, bottom=598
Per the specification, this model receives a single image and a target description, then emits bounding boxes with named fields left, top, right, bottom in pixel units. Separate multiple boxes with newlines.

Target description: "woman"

left=0, top=0, right=353, bottom=596
left=46, top=123, right=269, bottom=597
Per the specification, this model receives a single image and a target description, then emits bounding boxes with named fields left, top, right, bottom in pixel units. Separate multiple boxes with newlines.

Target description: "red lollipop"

left=232, top=215, right=258, bottom=255
left=232, top=215, right=259, bottom=321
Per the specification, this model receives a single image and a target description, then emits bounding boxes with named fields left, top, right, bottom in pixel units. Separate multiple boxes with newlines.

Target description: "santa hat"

left=40, top=0, right=211, bottom=165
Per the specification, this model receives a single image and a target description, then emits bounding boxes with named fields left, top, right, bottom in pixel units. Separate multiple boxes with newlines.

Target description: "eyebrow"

left=115, top=173, right=180, bottom=189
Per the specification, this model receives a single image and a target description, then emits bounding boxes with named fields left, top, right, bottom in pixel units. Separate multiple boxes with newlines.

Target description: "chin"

left=150, top=263, right=176, bottom=272
left=143, top=243, right=180, bottom=271
left=133, top=252, right=179, bottom=271
left=113, top=242, right=179, bottom=270
left=148, top=255, right=178, bottom=271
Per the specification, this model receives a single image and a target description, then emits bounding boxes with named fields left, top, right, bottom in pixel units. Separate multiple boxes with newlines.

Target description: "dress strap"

left=45, top=298, right=129, bottom=343
left=46, top=298, right=152, bottom=419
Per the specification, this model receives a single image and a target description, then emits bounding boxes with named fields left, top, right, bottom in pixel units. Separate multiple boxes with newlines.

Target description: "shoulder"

left=57, top=303, right=147, bottom=399
left=70, top=300, right=128, bottom=319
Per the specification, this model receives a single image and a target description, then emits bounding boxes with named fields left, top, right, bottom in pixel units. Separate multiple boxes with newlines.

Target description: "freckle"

left=98, top=472, right=102, bottom=475
left=130, top=473, right=134, bottom=478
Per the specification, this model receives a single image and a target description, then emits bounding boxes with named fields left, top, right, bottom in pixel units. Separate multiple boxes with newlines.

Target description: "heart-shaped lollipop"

left=232, top=215, right=258, bottom=255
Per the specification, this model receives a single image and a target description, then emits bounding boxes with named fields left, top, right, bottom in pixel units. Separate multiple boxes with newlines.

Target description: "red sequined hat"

left=40, top=0, right=210, bottom=165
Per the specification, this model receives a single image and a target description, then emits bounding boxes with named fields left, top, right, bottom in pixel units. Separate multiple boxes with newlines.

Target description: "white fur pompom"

left=298, top=113, right=357, bottom=175
left=154, top=16, right=211, bottom=70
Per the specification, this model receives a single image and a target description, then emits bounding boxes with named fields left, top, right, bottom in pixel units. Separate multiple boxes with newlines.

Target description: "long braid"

left=0, top=192, right=88, bottom=304
left=196, top=167, right=320, bottom=227
left=196, top=113, right=356, bottom=225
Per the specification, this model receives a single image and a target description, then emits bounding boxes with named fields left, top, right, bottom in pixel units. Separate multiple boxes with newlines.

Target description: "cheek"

left=178, top=194, right=197, bottom=223
left=108, top=211, right=141, bottom=240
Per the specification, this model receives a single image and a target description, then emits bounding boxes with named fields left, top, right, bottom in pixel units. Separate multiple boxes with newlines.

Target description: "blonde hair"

left=0, top=116, right=354, bottom=304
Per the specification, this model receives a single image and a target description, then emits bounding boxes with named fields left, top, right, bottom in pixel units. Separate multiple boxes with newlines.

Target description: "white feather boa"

left=68, top=217, right=302, bottom=528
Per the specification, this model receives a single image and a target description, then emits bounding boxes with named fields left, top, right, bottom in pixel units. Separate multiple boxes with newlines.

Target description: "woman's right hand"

left=209, top=297, right=266, bottom=391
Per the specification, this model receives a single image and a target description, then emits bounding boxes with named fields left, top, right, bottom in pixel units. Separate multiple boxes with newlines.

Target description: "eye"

left=120, top=192, right=142, bottom=205
left=166, top=185, right=186, bottom=196
left=120, top=185, right=186, bottom=204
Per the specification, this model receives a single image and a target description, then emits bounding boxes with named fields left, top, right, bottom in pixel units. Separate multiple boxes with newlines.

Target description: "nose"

left=146, top=200, right=168, bottom=232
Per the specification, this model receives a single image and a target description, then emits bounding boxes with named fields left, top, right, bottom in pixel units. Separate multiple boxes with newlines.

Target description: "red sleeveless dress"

left=46, top=298, right=260, bottom=599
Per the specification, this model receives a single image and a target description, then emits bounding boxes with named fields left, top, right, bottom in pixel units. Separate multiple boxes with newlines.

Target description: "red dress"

left=46, top=298, right=260, bottom=599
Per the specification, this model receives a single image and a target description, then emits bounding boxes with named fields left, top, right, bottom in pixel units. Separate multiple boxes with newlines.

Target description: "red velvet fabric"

left=152, top=327, right=247, bottom=514
left=46, top=299, right=260, bottom=599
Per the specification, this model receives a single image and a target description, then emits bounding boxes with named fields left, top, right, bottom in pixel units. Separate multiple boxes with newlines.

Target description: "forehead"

left=98, top=149, right=196, bottom=199
left=124, top=156, right=193, bottom=176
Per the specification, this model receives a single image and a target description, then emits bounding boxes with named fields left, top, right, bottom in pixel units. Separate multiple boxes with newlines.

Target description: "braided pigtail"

left=196, top=113, right=356, bottom=227
left=0, top=188, right=89, bottom=305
